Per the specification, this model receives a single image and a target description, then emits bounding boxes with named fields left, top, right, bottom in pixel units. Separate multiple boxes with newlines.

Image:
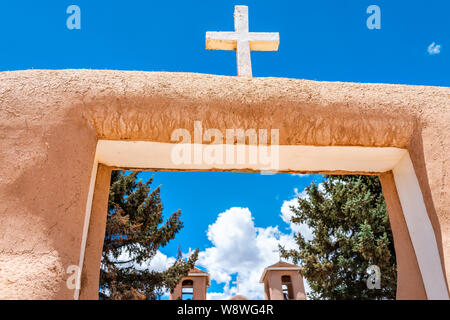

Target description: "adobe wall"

left=0, top=70, right=448, bottom=299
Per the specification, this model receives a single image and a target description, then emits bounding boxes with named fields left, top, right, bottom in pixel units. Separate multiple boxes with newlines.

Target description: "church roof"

left=189, top=267, right=208, bottom=274
left=187, top=266, right=211, bottom=286
left=230, top=295, right=248, bottom=300
left=266, top=261, right=301, bottom=269
left=259, top=261, right=302, bottom=283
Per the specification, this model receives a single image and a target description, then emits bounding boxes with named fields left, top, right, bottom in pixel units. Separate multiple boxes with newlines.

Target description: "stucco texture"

left=0, top=70, right=448, bottom=299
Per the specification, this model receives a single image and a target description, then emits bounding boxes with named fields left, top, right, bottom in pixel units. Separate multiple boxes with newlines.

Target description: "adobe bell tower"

left=170, top=267, right=210, bottom=300
left=260, top=261, right=306, bottom=300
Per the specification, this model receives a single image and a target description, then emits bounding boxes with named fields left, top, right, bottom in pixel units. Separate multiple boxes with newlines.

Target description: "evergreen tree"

left=99, top=171, right=198, bottom=300
left=280, top=175, right=397, bottom=300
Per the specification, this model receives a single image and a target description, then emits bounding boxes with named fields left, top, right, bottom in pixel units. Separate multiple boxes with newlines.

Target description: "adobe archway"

left=0, top=70, right=448, bottom=300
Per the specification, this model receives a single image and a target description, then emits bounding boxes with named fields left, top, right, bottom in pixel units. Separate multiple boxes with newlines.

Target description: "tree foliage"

left=99, top=171, right=198, bottom=300
left=281, top=175, right=397, bottom=300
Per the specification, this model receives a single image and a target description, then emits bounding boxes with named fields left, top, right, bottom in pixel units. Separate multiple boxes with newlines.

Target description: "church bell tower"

left=260, top=261, right=306, bottom=300
left=170, top=267, right=210, bottom=300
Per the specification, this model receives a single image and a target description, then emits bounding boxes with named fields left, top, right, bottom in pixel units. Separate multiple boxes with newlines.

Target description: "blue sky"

left=135, top=171, right=322, bottom=299
left=2, top=1, right=447, bottom=299
left=0, top=0, right=448, bottom=85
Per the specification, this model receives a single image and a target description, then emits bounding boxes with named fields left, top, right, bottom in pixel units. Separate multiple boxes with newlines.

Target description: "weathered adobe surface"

left=0, top=70, right=448, bottom=299
left=2, top=69, right=449, bottom=147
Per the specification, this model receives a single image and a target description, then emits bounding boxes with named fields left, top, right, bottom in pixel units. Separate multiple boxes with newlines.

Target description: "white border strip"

left=393, top=153, right=449, bottom=299
left=74, top=154, right=99, bottom=300
left=96, top=140, right=407, bottom=173
left=74, top=140, right=449, bottom=300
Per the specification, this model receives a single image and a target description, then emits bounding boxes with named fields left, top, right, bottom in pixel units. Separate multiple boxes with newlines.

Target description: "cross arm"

left=247, top=32, right=279, bottom=51
left=206, top=32, right=240, bottom=51
left=206, top=32, right=280, bottom=51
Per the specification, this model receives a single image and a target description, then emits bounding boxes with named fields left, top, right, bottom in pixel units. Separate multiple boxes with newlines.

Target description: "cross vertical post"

left=206, top=5, right=280, bottom=77
left=234, top=6, right=252, bottom=77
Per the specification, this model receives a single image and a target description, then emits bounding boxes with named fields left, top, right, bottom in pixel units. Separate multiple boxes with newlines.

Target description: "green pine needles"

left=281, top=175, right=397, bottom=300
left=99, top=171, right=198, bottom=300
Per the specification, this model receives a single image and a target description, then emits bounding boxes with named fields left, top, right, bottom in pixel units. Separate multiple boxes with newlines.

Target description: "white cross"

left=206, top=5, right=280, bottom=77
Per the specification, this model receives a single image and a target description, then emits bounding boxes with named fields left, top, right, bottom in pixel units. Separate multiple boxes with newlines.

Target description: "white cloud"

left=102, top=249, right=176, bottom=299
left=197, top=207, right=303, bottom=300
left=106, top=248, right=176, bottom=272
left=278, top=187, right=328, bottom=298
left=280, top=198, right=313, bottom=241
left=105, top=191, right=319, bottom=300
left=279, top=183, right=327, bottom=242
left=291, top=174, right=311, bottom=178
left=428, top=42, right=441, bottom=55
left=207, top=292, right=232, bottom=300
left=147, top=251, right=177, bottom=272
